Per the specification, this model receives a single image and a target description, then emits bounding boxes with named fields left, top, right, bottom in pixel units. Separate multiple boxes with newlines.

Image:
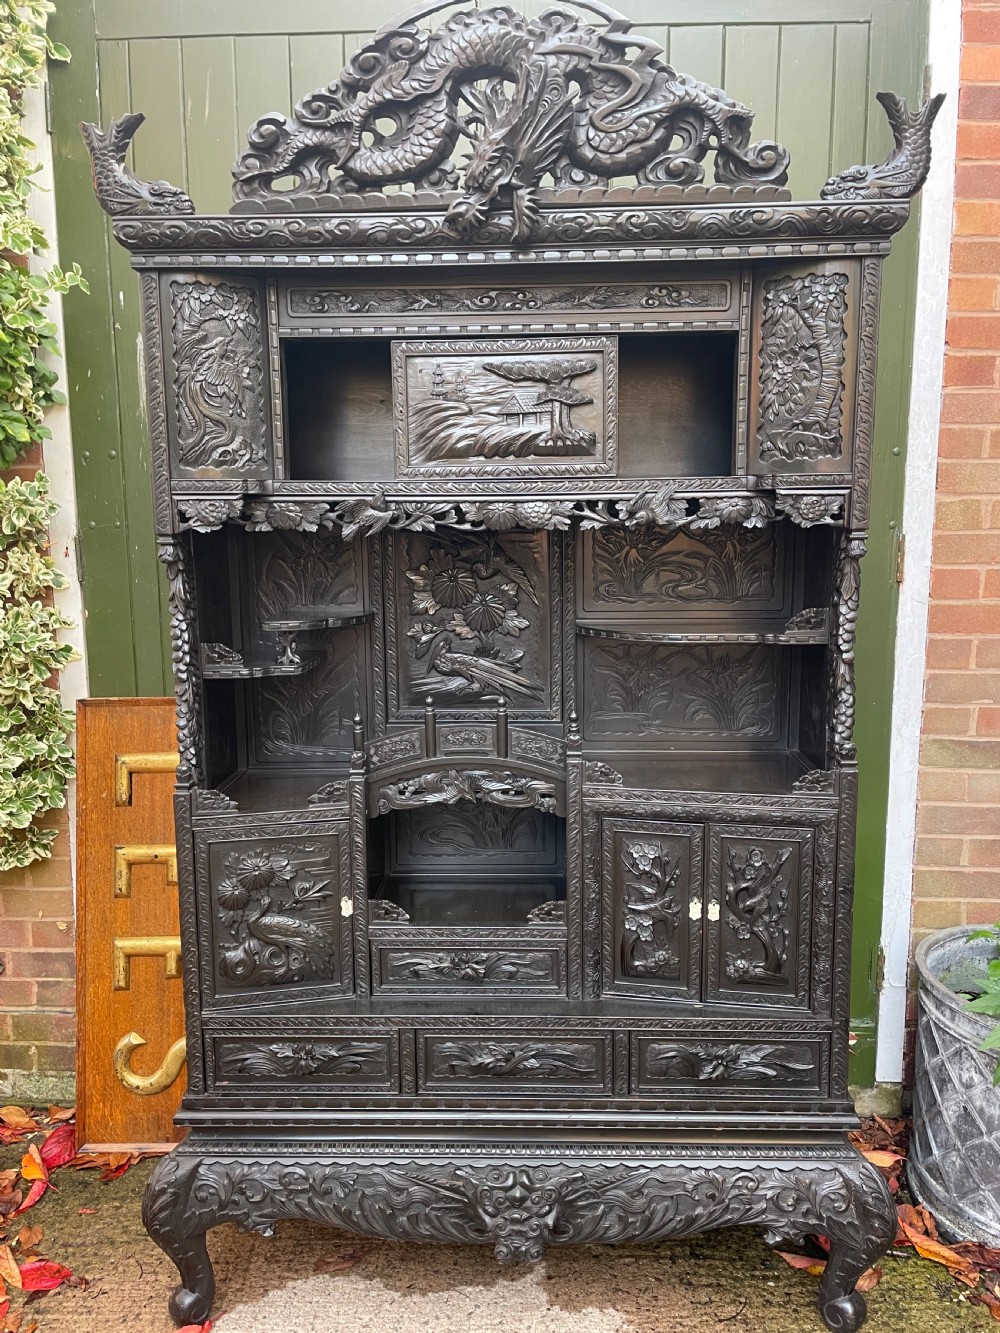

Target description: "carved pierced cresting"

left=377, top=769, right=558, bottom=815
left=758, top=273, right=848, bottom=462
left=232, top=4, right=789, bottom=238
left=170, top=279, right=268, bottom=472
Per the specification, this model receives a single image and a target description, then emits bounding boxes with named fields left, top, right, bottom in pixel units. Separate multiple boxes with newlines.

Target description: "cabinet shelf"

left=576, top=614, right=829, bottom=646
left=258, top=608, right=374, bottom=633
left=200, top=647, right=323, bottom=680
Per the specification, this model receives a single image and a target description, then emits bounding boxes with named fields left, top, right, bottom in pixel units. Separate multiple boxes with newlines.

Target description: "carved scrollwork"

left=759, top=274, right=848, bottom=463
left=387, top=952, right=553, bottom=985
left=219, top=1041, right=386, bottom=1080
left=377, top=769, right=557, bottom=814
left=193, top=788, right=237, bottom=813
left=431, top=1041, right=596, bottom=1080
left=792, top=769, right=836, bottom=794
left=232, top=5, right=789, bottom=239
left=144, top=1145, right=896, bottom=1330
left=645, top=1042, right=814, bottom=1084
left=308, top=781, right=349, bottom=806
left=526, top=899, right=566, bottom=924
left=821, top=93, right=945, bottom=201
left=583, top=761, right=624, bottom=786
left=369, top=899, right=411, bottom=924
left=80, top=113, right=194, bottom=216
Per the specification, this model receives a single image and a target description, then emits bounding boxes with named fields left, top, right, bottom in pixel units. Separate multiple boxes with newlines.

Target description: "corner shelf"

left=576, top=612, right=829, bottom=647
left=200, top=647, right=323, bottom=680
left=258, top=609, right=374, bottom=633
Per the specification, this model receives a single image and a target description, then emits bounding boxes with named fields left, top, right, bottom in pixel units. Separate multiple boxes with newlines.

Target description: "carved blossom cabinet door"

left=748, top=262, right=861, bottom=480
left=705, top=824, right=814, bottom=1010
left=603, top=820, right=704, bottom=1000
left=160, top=274, right=274, bottom=482
left=196, top=823, right=354, bottom=1005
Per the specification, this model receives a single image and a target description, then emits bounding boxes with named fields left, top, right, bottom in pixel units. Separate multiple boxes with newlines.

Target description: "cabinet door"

left=705, top=824, right=813, bottom=1010
left=196, top=820, right=353, bottom=1005
left=602, top=818, right=703, bottom=1000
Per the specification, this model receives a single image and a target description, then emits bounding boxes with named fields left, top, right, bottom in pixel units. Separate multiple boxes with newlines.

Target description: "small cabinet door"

left=705, top=823, right=813, bottom=1009
left=196, top=820, right=354, bottom=1006
left=601, top=818, right=704, bottom=1000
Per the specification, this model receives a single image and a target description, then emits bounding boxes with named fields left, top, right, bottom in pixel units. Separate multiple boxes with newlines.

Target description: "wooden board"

left=76, top=698, right=184, bottom=1150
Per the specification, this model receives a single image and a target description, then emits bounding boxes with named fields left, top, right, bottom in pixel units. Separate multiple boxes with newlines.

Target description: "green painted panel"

left=182, top=37, right=239, bottom=214
left=128, top=40, right=187, bottom=186
left=236, top=36, right=293, bottom=131
left=289, top=33, right=345, bottom=106
left=723, top=26, right=780, bottom=144
left=777, top=26, right=837, bottom=196
left=94, top=0, right=875, bottom=40
left=668, top=27, right=724, bottom=87
left=830, top=25, right=871, bottom=182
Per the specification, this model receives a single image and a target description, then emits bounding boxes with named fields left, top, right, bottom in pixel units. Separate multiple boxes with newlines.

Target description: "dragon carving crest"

left=231, top=1, right=790, bottom=238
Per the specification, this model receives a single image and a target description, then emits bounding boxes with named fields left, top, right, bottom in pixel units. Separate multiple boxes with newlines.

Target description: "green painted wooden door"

left=48, top=0, right=928, bottom=1083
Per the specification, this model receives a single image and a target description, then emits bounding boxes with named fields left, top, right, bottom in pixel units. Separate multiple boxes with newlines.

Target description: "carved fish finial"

left=80, top=112, right=195, bottom=217
left=820, top=91, right=945, bottom=201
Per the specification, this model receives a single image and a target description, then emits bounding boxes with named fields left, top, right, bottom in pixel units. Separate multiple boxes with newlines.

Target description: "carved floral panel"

left=706, top=826, right=815, bottom=1010
left=632, top=1037, right=823, bottom=1095
left=389, top=529, right=555, bottom=718
left=167, top=276, right=269, bottom=475
left=392, top=337, right=616, bottom=477
left=606, top=823, right=702, bottom=1000
left=374, top=947, right=562, bottom=992
left=581, top=525, right=783, bottom=613
left=215, top=1037, right=394, bottom=1089
left=206, top=832, right=351, bottom=997
left=582, top=642, right=780, bottom=742
left=419, top=1034, right=609, bottom=1091
left=252, top=530, right=362, bottom=624
left=757, top=271, right=850, bottom=465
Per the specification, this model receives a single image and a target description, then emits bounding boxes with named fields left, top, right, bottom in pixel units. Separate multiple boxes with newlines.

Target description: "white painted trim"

left=23, top=80, right=90, bottom=894
left=876, top=0, right=961, bottom=1083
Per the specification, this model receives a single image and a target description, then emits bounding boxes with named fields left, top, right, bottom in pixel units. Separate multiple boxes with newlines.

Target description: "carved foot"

left=143, top=1152, right=216, bottom=1327
left=765, top=1152, right=894, bottom=1333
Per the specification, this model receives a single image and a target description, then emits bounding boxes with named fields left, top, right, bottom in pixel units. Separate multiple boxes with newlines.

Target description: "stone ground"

left=5, top=1154, right=994, bottom=1333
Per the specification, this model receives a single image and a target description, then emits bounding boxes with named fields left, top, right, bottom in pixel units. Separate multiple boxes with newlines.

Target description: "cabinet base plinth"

left=143, top=1135, right=894, bottom=1331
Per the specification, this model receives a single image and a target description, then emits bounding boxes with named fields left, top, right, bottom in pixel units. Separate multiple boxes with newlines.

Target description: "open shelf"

left=581, top=750, right=828, bottom=795
left=369, top=879, right=565, bottom=927
left=577, top=614, right=829, bottom=646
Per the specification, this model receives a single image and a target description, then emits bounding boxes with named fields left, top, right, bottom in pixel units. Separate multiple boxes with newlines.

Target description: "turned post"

left=496, top=696, right=509, bottom=757
left=424, top=697, right=437, bottom=758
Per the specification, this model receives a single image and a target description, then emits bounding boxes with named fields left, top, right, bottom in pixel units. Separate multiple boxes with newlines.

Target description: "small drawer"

left=418, top=1031, right=611, bottom=1093
left=631, top=1033, right=826, bottom=1097
left=211, top=1031, right=398, bottom=1092
left=372, top=935, right=565, bottom=994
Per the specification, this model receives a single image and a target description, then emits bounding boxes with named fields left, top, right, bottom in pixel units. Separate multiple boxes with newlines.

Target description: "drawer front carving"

left=196, top=822, right=354, bottom=1004
left=604, top=820, right=704, bottom=1000
left=706, top=824, right=815, bottom=1009
left=418, top=1032, right=610, bottom=1093
left=212, top=1033, right=396, bottom=1091
left=373, top=941, right=564, bottom=993
left=632, top=1034, right=826, bottom=1097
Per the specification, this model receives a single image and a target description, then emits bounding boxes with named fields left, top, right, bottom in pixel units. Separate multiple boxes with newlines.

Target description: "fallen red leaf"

left=77, top=1208, right=96, bottom=1216
left=177, top=1322, right=212, bottom=1333
left=10, top=1180, right=48, bottom=1218
left=39, top=1124, right=75, bottom=1172
left=856, top=1265, right=883, bottom=1293
left=313, top=1251, right=363, bottom=1273
left=0, top=1300, right=8, bottom=1325
left=775, top=1251, right=825, bottom=1276
left=18, top=1260, right=74, bottom=1293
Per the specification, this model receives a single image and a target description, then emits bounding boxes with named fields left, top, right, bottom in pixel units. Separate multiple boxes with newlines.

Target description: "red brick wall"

left=0, top=442, right=76, bottom=1098
left=913, top=3, right=1000, bottom=972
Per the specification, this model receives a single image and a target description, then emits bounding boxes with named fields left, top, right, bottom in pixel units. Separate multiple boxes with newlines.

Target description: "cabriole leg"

left=142, top=1151, right=216, bottom=1327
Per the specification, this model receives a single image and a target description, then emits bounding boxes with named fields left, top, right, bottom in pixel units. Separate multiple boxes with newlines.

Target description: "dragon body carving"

left=233, top=3, right=789, bottom=238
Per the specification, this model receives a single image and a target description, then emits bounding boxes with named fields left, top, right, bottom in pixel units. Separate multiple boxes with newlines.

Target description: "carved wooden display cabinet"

left=83, top=6, right=940, bottom=1328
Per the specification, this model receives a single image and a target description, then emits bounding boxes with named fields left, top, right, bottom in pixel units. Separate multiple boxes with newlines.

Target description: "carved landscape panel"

left=165, top=275, right=271, bottom=478
left=388, top=529, right=558, bottom=720
left=706, top=825, right=814, bottom=1009
left=392, top=337, right=617, bottom=477
left=580, top=525, right=786, bottom=615
left=606, top=822, right=703, bottom=1000
left=581, top=642, right=782, bottom=743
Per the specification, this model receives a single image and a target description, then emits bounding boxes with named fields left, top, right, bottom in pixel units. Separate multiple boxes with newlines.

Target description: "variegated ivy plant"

left=0, top=1, right=86, bottom=866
